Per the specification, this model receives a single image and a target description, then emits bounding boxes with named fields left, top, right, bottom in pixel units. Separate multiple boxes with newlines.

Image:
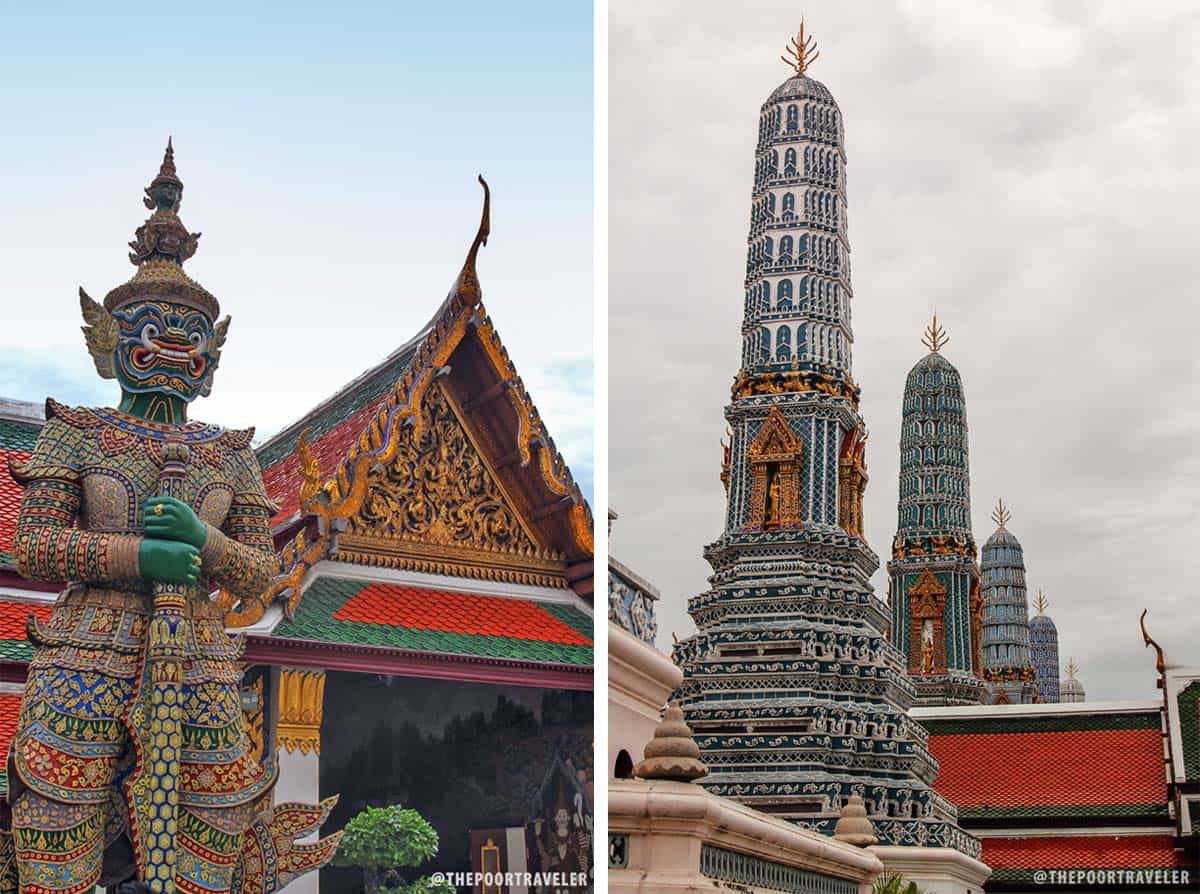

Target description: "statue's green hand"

left=138, top=537, right=202, bottom=584
left=143, top=496, right=208, bottom=549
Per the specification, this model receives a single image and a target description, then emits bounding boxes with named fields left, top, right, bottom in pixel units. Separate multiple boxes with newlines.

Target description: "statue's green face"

left=113, top=299, right=218, bottom=402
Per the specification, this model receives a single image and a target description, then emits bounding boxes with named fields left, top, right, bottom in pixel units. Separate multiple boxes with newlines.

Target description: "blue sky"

left=0, top=1, right=593, bottom=499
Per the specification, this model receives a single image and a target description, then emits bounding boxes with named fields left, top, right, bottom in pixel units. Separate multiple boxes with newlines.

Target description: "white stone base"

left=869, top=846, right=991, bottom=894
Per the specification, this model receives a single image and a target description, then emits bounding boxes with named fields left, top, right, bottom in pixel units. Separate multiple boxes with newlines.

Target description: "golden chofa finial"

left=922, top=312, right=949, bottom=353
left=991, top=498, right=1011, bottom=529
left=781, top=19, right=820, bottom=76
left=1066, top=657, right=1079, bottom=680
left=1034, top=591, right=1048, bottom=615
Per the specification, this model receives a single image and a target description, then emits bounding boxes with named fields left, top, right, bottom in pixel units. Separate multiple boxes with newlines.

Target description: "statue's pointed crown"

left=102, top=139, right=220, bottom=319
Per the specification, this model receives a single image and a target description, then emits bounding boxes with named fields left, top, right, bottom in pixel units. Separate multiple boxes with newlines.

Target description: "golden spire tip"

left=991, top=498, right=1011, bottom=529
left=921, top=311, right=949, bottom=353
left=781, top=19, right=820, bottom=76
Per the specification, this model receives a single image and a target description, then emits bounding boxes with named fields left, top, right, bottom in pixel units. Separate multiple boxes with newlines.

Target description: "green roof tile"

left=272, top=576, right=592, bottom=666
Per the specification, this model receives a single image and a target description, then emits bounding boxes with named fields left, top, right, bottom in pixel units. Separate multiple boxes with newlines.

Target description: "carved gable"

left=337, top=383, right=567, bottom=587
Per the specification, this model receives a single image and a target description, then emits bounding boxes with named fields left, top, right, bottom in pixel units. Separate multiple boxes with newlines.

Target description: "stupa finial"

left=1066, top=657, right=1078, bottom=679
left=922, top=311, right=949, bottom=353
left=781, top=19, right=820, bottom=76
left=1034, top=591, right=1048, bottom=615
left=991, top=498, right=1011, bottom=529
left=633, top=701, right=708, bottom=782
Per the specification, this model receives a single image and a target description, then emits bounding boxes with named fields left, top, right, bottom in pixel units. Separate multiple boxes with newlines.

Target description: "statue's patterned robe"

left=6, top=399, right=276, bottom=894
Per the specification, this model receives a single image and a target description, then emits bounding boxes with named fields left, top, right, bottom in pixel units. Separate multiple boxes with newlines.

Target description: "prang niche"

left=746, top=406, right=804, bottom=530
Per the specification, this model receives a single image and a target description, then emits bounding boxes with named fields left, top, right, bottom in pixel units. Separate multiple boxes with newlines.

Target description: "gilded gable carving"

left=339, top=383, right=566, bottom=586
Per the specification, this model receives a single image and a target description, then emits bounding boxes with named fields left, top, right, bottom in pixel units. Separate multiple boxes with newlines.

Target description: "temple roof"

left=918, top=703, right=1169, bottom=823
left=258, top=336, right=424, bottom=528
left=0, top=691, right=21, bottom=795
left=268, top=574, right=591, bottom=667
left=241, top=180, right=594, bottom=629
left=905, top=350, right=958, bottom=378
left=980, top=834, right=1187, bottom=883
left=767, top=74, right=837, bottom=105
left=0, top=598, right=53, bottom=661
left=0, top=404, right=44, bottom=570
left=981, top=524, right=1022, bottom=552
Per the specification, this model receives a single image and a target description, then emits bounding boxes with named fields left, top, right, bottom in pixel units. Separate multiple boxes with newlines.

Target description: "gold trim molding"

left=278, top=669, right=326, bottom=756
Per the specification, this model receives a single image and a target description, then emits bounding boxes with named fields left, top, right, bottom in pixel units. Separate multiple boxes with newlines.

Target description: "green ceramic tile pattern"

left=256, top=347, right=417, bottom=469
left=541, top=601, right=594, bottom=641
left=273, top=576, right=593, bottom=666
left=0, top=639, right=33, bottom=662
left=1179, top=681, right=1200, bottom=782
left=919, top=710, right=1160, bottom=737
left=960, top=803, right=1169, bottom=821
left=0, top=419, right=41, bottom=451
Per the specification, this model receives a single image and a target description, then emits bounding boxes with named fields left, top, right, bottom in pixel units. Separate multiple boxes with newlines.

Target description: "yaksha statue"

left=2, top=143, right=339, bottom=894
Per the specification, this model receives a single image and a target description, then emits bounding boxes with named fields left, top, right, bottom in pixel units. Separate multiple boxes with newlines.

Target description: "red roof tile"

left=928, top=727, right=1166, bottom=809
left=982, top=834, right=1186, bottom=870
left=0, top=599, right=52, bottom=641
left=333, top=583, right=593, bottom=646
left=0, top=693, right=21, bottom=760
left=262, top=400, right=386, bottom=526
left=0, top=447, right=32, bottom=557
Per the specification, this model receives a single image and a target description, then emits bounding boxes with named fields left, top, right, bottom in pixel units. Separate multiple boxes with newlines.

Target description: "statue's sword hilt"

left=127, top=440, right=195, bottom=893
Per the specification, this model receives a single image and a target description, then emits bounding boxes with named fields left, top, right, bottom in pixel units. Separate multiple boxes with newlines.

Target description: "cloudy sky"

left=0, top=2, right=593, bottom=500
left=610, top=1, right=1200, bottom=701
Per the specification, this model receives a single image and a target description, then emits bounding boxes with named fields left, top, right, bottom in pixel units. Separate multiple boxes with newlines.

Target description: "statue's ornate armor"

left=0, top=143, right=340, bottom=894
left=8, top=402, right=276, bottom=894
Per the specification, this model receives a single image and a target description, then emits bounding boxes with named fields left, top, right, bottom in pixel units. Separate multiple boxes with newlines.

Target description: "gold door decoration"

left=837, top=427, right=868, bottom=537
left=908, top=569, right=947, bottom=676
left=746, top=407, right=803, bottom=530
left=278, top=669, right=326, bottom=756
left=480, top=839, right=501, bottom=894
left=340, top=383, right=566, bottom=586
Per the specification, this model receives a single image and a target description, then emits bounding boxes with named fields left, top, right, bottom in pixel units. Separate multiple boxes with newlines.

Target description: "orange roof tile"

left=334, top=583, right=592, bottom=646
left=0, top=447, right=32, bottom=558
left=0, top=693, right=21, bottom=760
left=927, top=725, right=1166, bottom=810
left=982, top=834, right=1186, bottom=870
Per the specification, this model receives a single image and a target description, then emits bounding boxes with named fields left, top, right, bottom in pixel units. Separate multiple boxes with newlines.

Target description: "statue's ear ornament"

left=200, top=315, right=232, bottom=397
left=79, top=287, right=118, bottom=380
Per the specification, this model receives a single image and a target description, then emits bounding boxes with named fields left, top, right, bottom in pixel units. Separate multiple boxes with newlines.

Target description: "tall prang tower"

left=673, top=26, right=979, bottom=857
left=1029, top=592, right=1061, bottom=703
left=979, top=500, right=1039, bottom=704
left=887, top=316, right=986, bottom=706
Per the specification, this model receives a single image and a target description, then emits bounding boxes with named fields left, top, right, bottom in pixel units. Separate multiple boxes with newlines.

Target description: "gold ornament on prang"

left=746, top=407, right=803, bottom=530
left=907, top=569, right=947, bottom=676
left=837, top=427, right=868, bottom=537
left=340, top=383, right=566, bottom=585
left=733, top=369, right=861, bottom=410
left=278, top=669, right=325, bottom=756
left=969, top=577, right=984, bottom=678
